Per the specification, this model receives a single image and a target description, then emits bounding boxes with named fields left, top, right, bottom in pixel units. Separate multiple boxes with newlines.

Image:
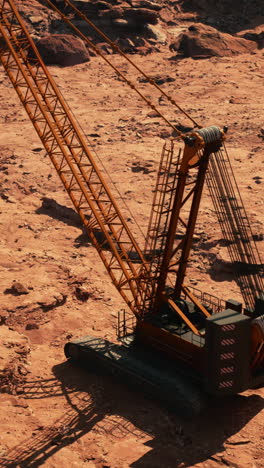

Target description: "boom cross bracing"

left=0, top=0, right=263, bottom=408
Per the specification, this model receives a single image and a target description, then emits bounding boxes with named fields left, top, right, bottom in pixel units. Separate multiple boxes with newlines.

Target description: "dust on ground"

left=0, top=9, right=263, bottom=468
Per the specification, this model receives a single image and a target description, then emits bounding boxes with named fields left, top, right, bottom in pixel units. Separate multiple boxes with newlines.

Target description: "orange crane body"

left=0, top=0, right=263, bottom=408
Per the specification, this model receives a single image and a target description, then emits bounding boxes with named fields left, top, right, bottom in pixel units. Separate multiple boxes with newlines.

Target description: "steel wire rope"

left=2, top=0, right=149, bottom=247
left=1, top=0, right=153, bottom=281
left=215, top=146, right=263, bottom=298
left=223, top=144, right=263, bottom=267
left=78, top=132, right=150, bottom=245
left=15, top=1, right=264, bottom=305
left=41, top=0, right=206, bottom=263
left=207, top=148, right=263, bottom=311
left=63, top=0, right=200, bottom=127
left=39, top=0, right=186, bottom=247
left=206, top=156, right=255, bottom=309
left=218, top=149, right=264, bottom=307
left=45, top=0, right=249, bottom=301
left=40, top=64, right=151, bottom=245
left=43, top=0, right=201, bottom=133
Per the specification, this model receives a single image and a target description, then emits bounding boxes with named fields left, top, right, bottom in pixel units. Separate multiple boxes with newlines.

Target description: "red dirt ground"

left=0, top=4, right=263, bottom=467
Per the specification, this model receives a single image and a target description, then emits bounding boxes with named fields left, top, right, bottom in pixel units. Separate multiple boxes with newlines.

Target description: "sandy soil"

left=0, top=28, right=263, bottom=468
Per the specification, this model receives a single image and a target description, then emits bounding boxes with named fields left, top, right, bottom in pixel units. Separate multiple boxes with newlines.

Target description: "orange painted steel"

left=173, top=145, right=211, bottom=297
left=0, top=0, right=152, bottom=317
left=0, top=0, right=208, bottom=338
left=3, top=0, right=261, bottom=349
left=251, top=320, right=264, bottom=370
left=153, top=137, right=206, bottom=305
left=136, top=319, right=204, bottom=370
left=166, top=297, right=201, bottom=335
left=45, top=0, right=263, bottom=312
left=182, top=286, right=211, bottom=318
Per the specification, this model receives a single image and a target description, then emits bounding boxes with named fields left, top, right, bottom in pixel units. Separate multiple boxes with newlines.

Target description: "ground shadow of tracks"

left=0, top=360, right=263, bottom=467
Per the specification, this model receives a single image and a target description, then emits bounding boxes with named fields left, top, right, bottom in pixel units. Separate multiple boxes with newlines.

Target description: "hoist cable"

left=44, top=0, right=201, bottom=134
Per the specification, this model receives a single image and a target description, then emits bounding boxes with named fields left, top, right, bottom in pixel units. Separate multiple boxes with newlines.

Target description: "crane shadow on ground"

left=208, top=259, right=263, bottom=283
left=35, top=197, right=111, bottom=250
left=35, top=197, right=144, bottom=259
left=36, top=197, right=83, bottom=229
left=0, top=359, right=263, bottom=468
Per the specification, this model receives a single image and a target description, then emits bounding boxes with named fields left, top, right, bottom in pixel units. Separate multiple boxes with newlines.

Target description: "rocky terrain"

left=0, top=1, right=263, bottom=467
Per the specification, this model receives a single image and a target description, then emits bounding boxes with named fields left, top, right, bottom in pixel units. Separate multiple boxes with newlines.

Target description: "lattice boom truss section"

left=0, top=0, right=154, bottom=316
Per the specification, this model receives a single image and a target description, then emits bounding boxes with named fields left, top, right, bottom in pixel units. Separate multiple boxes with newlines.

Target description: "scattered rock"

left=159, top=129, right=172, bottom=139
left=130, top=160, right=154, bottom=174
left=0, top=360, right=30, bottom=394
left=25, top=322, right=39, bottom=330
left=258, top=128, right=264, bottom=139
left=226, top=438, right=251, bottom=445
left=236, top=25, right=264, bottom=49
left=15, top=0, right=56, bottom=35
left=147, top=110, right=160, bottom=117
left=112, top=18, right=130, bottom=30
left=96, top=42, right=114, bottom=54
left=99, top=5, right=159, bottom=30
left=0, top=327, right=30, bottom=394
left=28, top=15, right=44, bottom=25
left=4, top=282, right=29, bottom=296
left=29, top=34, right=90, bottom=66
left=75, top=286, right=90, bottom=302
left=37, top=292, right=67, bottom=311
left=138, top=74, right=175, bottom=84
left=252, top=233, right=264, bottom=242
left=6, top=195, right=16, bottom=204
left=220, top=456, right=239, bottom=468
left=115, top=38, right=136, bottom=53
left=129, top=0, right=162, bottom=11
left=253, top=176, right=262, bottom=184
left=171, top=23, right=257, bottom=58
left=145, top=24, right=167, bottom=44
left=32, top=147, right=43, bottom=152
left=125, top=8, right=159, bottom=26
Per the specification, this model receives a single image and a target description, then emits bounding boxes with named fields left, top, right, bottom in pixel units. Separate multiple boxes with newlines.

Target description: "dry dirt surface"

left=0, top=1, right=264, bottom=467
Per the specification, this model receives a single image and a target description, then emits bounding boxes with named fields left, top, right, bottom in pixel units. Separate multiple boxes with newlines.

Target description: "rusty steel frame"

left=174, top=146, right=211, bottom=297
left=0, top=0, right=153, bottom=317
left=153, top=138, right=206, bottom=304
left=0, top=0, right=214, bottom=338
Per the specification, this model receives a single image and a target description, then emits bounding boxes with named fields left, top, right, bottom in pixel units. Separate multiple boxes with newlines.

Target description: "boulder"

left=115, top=37, right=136, bottom=53
left=16, top=0, right=55, bottom=35
left=124, top=8, right=159, bottom=26
left=75, top=286, right=90, bottom=302
left=172, top=23, right=257, bottom=58
left=145, top=24, right=167, bottom=44
left=236, top=25, right=264, bottom=49
left=4, top=282, right=29, bottom=296
left=96, top=42, right=114, bottom=54
left=99, top=6, right=124, bottom=20
left=129, top=0, right=162, bottom=10
left=30, top=34, right=90, bottom=66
